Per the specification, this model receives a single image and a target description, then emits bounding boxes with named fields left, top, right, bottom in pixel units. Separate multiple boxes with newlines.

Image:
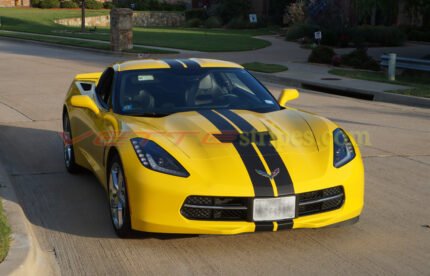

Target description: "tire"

left=63, top=112, right=81, bottom=174
left=108, top=153, right=132, bottom=238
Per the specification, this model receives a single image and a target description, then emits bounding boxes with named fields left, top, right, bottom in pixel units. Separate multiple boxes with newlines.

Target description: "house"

left=0, top=0, right=30, bottom=7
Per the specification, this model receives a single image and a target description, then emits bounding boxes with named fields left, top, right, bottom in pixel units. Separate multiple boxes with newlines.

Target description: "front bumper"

left=119, top=150, right=364, bottom=235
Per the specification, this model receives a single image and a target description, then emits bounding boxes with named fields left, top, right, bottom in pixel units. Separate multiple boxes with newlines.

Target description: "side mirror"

left=278, top=89, right=299, bottom=107
left=70, top=95, right=100, bottom=115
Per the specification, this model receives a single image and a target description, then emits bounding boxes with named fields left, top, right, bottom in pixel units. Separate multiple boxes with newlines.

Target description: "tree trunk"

left=81, top=0, right=86, bottom=33
left=371, top=5, right=376, bottom=25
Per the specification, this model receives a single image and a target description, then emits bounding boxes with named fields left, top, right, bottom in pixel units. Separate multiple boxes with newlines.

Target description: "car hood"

left=118, top=109, right=336, bottom=187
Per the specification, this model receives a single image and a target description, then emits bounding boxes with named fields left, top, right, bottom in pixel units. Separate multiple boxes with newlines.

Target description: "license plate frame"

left=253, top=196, right=296, bottom=222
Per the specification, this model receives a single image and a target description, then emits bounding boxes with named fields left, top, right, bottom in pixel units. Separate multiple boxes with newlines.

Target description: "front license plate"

left=253, top=196, right=296, bottom=221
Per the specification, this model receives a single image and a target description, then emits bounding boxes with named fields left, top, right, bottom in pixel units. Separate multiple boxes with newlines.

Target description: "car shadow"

left=0, top=124, right=197, bottom=240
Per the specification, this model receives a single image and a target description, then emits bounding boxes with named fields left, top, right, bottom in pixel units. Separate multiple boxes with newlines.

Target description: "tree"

left=81, top=0, right=86, bottom=32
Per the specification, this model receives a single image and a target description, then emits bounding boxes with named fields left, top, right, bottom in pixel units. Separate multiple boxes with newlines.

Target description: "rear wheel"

left=108, top=153, right=132, bottom=238
left=63, top=112, right=81, bottom=174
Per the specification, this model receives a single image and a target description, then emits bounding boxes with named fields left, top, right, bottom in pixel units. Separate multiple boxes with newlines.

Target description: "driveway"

left=0, top=39, right=429, bottom=275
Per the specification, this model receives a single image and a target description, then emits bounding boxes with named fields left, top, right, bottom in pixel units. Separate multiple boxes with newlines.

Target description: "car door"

left=81, top=67, right=116, bottom=183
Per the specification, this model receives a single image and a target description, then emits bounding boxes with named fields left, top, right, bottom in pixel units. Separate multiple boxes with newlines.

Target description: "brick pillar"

left=110, top=8, right=133, bottom=52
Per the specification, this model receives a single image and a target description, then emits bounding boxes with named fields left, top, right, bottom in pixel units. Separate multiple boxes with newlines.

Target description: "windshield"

left=114, top=68, right=281, bottom=117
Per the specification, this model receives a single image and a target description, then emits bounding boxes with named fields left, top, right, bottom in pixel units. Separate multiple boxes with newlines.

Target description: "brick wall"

left=0, top=0, right=30, bottom=7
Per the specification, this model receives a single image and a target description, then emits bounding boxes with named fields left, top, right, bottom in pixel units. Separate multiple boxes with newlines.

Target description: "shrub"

left=61, top=0, right=78, bottom=8
left=30, top=0, right=40, bottom=7
left=39, top=0, right=60, bottom=8
left=160, top=1, right=185, bottom=11
left=204, top=16, right=223, bottom=28
left=350, top=26, right=406, bottom=47
left=225, top=17, right=250, bottom=29
left=286, top=24, right=319, bottom=41
left=185, top=18, right=202, bottom=28
left=308, top=46, right=336, bottom=64
left=408, top=30, right=430, bottom=42
left=85, top=0, right=103, bottom=9
left=216, top=0, right=251, bottom=23
left=185, top=8, right=207, bottom=21
left=103, top=1, right=114, bottom=9
left=341, top=49, right=380, bottom=71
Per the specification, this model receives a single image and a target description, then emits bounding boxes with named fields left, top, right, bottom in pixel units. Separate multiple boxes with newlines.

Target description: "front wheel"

left=108, top=154, right=132, bottom=238
left=63, top=113, right=81, bottom=174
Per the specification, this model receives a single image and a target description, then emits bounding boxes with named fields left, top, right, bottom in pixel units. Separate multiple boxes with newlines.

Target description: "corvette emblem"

left=255, top=168, right=280, bottom=180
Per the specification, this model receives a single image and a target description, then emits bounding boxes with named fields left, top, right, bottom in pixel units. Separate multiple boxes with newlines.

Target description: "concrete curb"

left=253, top=72, right=430, bottom=109
left=0, top=162, right=59, bottom=276
left=0, top=35, right=172, bottom=58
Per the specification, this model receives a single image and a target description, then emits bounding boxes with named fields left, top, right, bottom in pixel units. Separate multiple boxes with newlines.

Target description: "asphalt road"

left=0, top=39, right=429, bottom=275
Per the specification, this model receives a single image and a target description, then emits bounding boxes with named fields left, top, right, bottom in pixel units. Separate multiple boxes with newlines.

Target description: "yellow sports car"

left=63, top=59, right=364, bottom=237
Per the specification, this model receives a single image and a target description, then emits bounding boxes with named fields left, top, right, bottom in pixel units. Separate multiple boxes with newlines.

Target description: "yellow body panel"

left=64, top=59, right=364, bottom=235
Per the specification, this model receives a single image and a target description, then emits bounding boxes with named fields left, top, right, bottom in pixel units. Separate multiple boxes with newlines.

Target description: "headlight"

left=131, top=138, right=189, bottom=177
left=333, top=128, right=356, bottom=168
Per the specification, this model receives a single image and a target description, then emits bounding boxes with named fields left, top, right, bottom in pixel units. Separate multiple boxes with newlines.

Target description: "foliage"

left=285, top=23, right=319, bottom=41
left=119, top=0, right=186, bottom=11
left=185, top=8, right=207, bottom=21
left=341, top=48, right=381, bottom=71
left=284, top=0, right=306, bottom=25
left=350, top=25, right=406, bottom=46
left=269, top=0, right=293, bottom=25
left=215, top=0, right=251, bottom=23
left=308, top=46, right=336, bottom=64
left=408, top=30, right=430, bottom=42
left=226, top=17, right=251, bottom=29
left=185, top=18, right=203, bottom=27
left=39, top=0, right=60, bottom=9
left=30, top=0, right=41, bottom=8
left=103, top=1, right=114, bottom=9
left=204, top=16, right=223, bottom=28
left=0, top=201, right=11, bottom=263
left=85, top=0, right=103, bottom=9
left=352, top=0, right=398, bottom=25
left=61, top=1, right=78, bottom=8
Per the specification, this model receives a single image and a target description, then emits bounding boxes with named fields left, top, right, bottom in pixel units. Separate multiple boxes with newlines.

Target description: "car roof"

left=113, top=58, right=243, bottom=72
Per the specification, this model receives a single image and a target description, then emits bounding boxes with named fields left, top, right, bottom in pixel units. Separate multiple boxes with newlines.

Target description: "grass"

left=242, top=62, right=288, bottom=73
left=330, top=69, right=430, bottom=98
left=0, top=8, right=272, bottom=52
left=0, top=31, right=177, bottom=54
left=0, top=199, right=11, bottom=263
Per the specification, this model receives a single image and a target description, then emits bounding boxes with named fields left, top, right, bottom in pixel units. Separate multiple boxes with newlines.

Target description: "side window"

left=96, top=68, right=115, bottom=108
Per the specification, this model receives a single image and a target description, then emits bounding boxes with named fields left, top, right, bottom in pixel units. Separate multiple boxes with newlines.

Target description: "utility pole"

left=81, top=0, right=86, bottom=32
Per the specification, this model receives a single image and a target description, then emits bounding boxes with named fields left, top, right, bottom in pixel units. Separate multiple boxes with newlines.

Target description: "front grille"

left=181, top=186, right=345, bottom=221
left=181, top=196, right=249, bottom=221
left=297, top=186, right=344, bottom=216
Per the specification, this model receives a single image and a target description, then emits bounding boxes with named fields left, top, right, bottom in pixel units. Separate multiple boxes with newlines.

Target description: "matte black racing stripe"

left=162, top=59, right=185, bottom=70
left=277, top=220, right=293, bottom=230
left=198, top=110, right=274, bottom=197
left=179, top=59, right=201, bottom=70
left=255, top=221, right=274, bottom=232
left=217, top=109, right=295, bottom=196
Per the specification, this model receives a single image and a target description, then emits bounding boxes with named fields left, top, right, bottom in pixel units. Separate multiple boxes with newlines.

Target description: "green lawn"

left=330, top=69, right=430, bottom=98
left=242, top=62, right=288, bottom=73
left=0, top=8, right=272, bottom=52
left=0, top=200, right=10, bottom=263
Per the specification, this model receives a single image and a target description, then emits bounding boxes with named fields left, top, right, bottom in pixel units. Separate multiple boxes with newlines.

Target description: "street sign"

left=249, top=14, right=258, bottom=23
left=314, top=31, right=322, bottom=40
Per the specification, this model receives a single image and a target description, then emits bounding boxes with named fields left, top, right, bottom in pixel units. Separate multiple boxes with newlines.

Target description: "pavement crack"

left=0, top=99, right=34, bottom=121
left=10, top=171, right=66, bottom=177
